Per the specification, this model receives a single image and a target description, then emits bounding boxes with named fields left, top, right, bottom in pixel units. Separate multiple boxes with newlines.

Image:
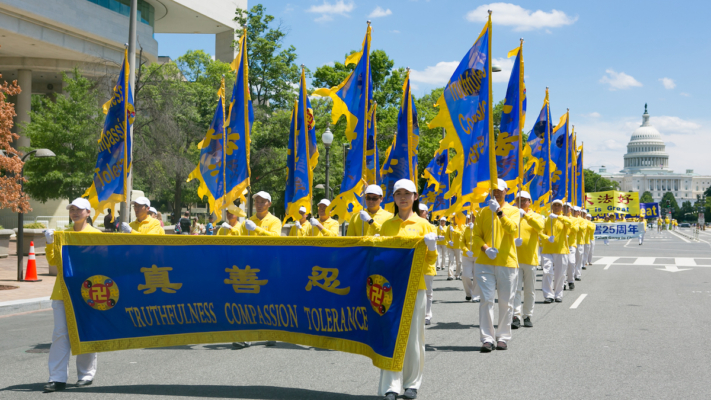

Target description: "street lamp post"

left=322, top=127, right=333, bottom=201
left=16, top=148, right=56, bottom=281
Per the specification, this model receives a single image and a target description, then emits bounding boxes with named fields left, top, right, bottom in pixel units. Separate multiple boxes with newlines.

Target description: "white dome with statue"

left=622, top=104, right=669, bottom=173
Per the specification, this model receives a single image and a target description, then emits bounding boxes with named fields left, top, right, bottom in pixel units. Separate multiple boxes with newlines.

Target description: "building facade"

left=598, top=105, right=711, bottom=203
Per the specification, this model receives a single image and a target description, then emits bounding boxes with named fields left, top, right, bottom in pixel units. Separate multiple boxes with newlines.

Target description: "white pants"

left=461, top=257, right=482, bottom=300
left=475, top=264, right=518, bottom=344
left=587, top=240, right=595, bottom=264
left=514, top=263, right=536, bottom=319
left=541, top=254, right=567, bottom=300
left=436, top=244, right=447, bottom=270
left=583, top=244, right=591, bottom=265
left=424, top=275, right=434, bottom=320
left=567, top=246, right=577, bottom=283
left=575, top=245, right=584, bottom=279
left=448, top=248, right=462, bottom=278
left=639, top=232, right=645, bottom=245
left=379, top=290, right=426, bottom=395
left=48, top=300, right=97, bottom=383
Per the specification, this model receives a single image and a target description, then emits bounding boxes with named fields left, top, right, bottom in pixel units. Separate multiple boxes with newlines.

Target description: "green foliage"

left=640, top=191, right=654, bottom=203
left=24, top=222, right=46, bottom=229
left=676, top=200, right=695, bottom=221
left=660, top=191, right=679, bottom=216
left=584, top=169, right=619, bottom=193
left=22, top=69, right=103, bottom=202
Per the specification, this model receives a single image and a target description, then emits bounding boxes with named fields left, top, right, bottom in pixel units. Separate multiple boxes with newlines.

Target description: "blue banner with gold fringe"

left=55, top=233, right=425, bottom=371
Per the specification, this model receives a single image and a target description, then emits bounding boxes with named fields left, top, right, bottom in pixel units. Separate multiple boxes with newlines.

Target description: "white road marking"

left=624, top=239, right=633, bottom=247
left=594, top=257, right=619, bottom=265
left=675, top=258, right=697, bottom=266
left=668, top=230, right=691, bottom=243
left=604, top=264, right=612, bottom=270
left=634, top=257, right=656, bottom=265
left=570, top=294, right=588, bottom=309
left=656, top=265, right=691, bottom=273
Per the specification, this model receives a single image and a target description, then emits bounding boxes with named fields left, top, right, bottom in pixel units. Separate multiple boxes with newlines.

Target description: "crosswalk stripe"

left=634, top=257, right=656, bottom=265
left=675, top=258, right=697, bottom=266
left=594, top=257, right=619, bottom=265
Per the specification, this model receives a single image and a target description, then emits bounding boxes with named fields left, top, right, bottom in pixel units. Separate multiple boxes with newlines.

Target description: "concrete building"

left=598, top=105, right=711, bottom=203
left=0, top=0, right=245, bottom=229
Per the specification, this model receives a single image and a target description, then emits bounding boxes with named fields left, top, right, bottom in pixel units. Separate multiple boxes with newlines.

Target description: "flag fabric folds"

left=365, top=102, right=380, bottom=186
left=495, top=43, right=526, bottom=198
left=523, top=89, right=552, bottom=211
left=314, top=24, right=373, bottom=221
left=550, top=111, right=569, bottom=201
left=284, top=67, right=319, bottom=223
left=187, top=79, right=227, bottom=219
left=427, top=15, right=496, bottom=213
left=381, top=70, right=420, bottom=210
left=576, top=145, right=584, bottom=207
left=83, top=48, right=134, bottom=217
left=421, top=149, right=450, bottom=219
left=568, top=129, right=576, bottom=204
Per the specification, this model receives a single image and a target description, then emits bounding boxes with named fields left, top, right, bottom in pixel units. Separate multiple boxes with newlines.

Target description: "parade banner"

left=55, top=233, right=425, bottom=371
left=640, top=202, right=661, bottom=219
left=594, top=222, right=644, bottom=239
left=585, top=190, right=640, bottom=217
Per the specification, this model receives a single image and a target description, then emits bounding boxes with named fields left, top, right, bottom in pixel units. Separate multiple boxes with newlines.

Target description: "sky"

left=155, top=0, right=711, bottom=175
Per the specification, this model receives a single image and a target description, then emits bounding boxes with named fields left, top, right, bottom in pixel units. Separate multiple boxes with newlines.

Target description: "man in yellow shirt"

left=563, top=203, right=579, bottom=290
left=239, top=191, right=282, bottom=236
left=471, top=179, right=520, bottom=352
left=436, top=217, right=448, bottom=271
left=288, top=206, right=312, bottom=237
left=585, top=213, right=596, bottom=265
left=540, top=199, right=573, bottom=303
left=216, top=204, right=245, bottom=236
left=461, top=212, right=482, bottom=303
left=446, top=214, right=463, bottom=281
left=43, top=198, right=102, bottom=391
left=512, top=191, right=545, bottom=329
left=309, top=199, right=340, bottom=236
left=346, top=184, right=392, bottom=236
left=638, top=214, right=647, bottom=245
left=120, top=197, right=165, bottom=235
left=573, top=206, right=585, bottom=282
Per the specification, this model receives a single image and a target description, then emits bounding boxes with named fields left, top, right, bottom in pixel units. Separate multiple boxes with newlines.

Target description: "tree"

left=584, top=169, right=619, bottom=193
left=660, top=191, right=679, bottom=217
left=234, top=4, right=300, bottom=111
left=22, top=70, right=103, bottom=202
left=640, top=191, right=654, bottom=203
left=0, top=76, right=27, bottom=212
left=677, top=200, right=694, bottom=221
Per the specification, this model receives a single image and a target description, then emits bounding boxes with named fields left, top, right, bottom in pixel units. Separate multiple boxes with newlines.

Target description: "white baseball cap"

left=440, top=216, right=446, bottom=221
left=131, top=196, right=150, bottom=207
left=299, top=206, right=307, bottom=213
left=252, top=191, right=272, bottom=202
left=564, top=202, right=573, bottom=208
left=573, top=206, right=581, bottom=211
left=66, top=198, right=91, bottom=210
left=318, top=199, right=331, bottom=206
left=364, top=184, right=383, bottom=196
left=149, top=207, right=157, bottom=214
left=418, top=203, right=429, bottom=212
left=552, top=199, right=563, bottom=206
left=393, top=179, right=417, bottom=194
left=516, top=191, right=531, bottom=200
left=496, top=179, right=508, bottom=190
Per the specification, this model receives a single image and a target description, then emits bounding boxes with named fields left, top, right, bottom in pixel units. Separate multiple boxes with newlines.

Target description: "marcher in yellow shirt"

left=239, top=191, right=282, bottom=236
left=471, top=179, right=520, bottom=352
left=563, top=204, right=579, bottom=289
left=216, top=204, right=244, bottom=236
left=512, top=191, right=545, bottom=329
left=435, top=217, right=448, bottom=271
left=461, top=212, right=482, bottom=303
left=43, top=198, right=101, bottom=391
left=377, top=179, right=437, bottom=400
left=539, top=200, right=573, bottom=303
left=572, top=206, right=586, bottom=283
left=309, top=199, right=340, bottom=237
left=288, top=206, right=312, bottom=237
left=120, top=197, right=165, bottom=235
left=346, top=184, right=392, bottom=236
left=584, top=213, right=596, bottom=265
left=445, top=214, right=464, bottom=281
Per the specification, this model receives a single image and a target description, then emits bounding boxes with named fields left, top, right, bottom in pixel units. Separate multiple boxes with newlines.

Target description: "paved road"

left=2, top=231, right=711, bottom=399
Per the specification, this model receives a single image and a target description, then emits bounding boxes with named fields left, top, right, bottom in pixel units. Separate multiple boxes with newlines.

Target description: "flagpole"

left=565, top=109, right=569, bottom=204
left=122, top=0, right=137, bottom=223
left=487, top=10, right=496, bottom=249
left=547, top=88, right=553, bottom=233
left=517, top=38, right=524, bottom=240
left=221, top=75, right=227, bottom=222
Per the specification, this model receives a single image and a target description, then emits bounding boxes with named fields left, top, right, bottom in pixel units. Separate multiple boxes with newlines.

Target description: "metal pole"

left=16, top=150, right=35, bottom=281
left=121, top=0, right=137, bottom=223
left=325, top=145, right=331, bottom=201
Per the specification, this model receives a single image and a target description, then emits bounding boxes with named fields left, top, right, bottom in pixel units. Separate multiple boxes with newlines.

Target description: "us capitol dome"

left=598, top=104, right=710, bottom=202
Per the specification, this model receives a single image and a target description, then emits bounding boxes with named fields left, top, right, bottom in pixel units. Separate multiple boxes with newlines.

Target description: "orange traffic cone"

left=24, top=241, right=42, bottom=282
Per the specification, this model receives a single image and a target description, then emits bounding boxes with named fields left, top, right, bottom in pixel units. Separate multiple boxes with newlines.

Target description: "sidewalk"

left=0, top=239, right=54, bottom=316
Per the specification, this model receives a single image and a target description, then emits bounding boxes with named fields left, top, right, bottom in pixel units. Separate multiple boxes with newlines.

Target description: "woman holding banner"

left=377, top=179, right=438, bottom=400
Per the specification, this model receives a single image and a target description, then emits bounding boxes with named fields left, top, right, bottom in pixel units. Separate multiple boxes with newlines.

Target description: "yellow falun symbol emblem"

left=366, top=275, right=392, bottom=316
left=81, top=275, right=119, bottom=311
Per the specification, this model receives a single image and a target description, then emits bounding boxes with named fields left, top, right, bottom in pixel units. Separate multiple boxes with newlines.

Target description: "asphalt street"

left=2, top=229, right=711, bottom=399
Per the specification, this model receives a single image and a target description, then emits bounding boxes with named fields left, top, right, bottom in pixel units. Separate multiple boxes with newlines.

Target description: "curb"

left=0, top=297, right=51, bottom=316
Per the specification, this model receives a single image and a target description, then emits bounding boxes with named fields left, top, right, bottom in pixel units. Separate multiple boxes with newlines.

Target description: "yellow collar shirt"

left=576, top=216, right=586, bottom=245
left=47, top=224, right=102, bottom=300
left=288, top=221, right=312, bottom=237
left=517, top=210, right=546, bottom=266
left=471, top=203, right=520, bottom=268
left=565, top=214, right=579, bottom=247
left=346, top=207, right=393, bottom=236
left=436, top=226, right=447, bottom=245
left=379, top=214, right=438, bottom=289
left=216, top=223, right=241, bottom=236
left=239, top=213, right=282, bottom=236
left=446, top=225, right=463, bottom=249
left=540, top=215, right=573, bottom=254
left=129, top=216, right=165, bottom=235
left=310, top=217, right=339, bottom=237
left=461, top=225, right=482, bottom=259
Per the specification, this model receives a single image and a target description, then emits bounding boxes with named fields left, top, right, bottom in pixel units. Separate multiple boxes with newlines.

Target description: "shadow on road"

left=426, top=344, right=481, bottom=352
left=1, top=384, right=378, bottom=399
left=427, top=322, right=476, bottom=330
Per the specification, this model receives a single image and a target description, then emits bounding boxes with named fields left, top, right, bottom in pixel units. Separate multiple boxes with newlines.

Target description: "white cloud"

left=410, top=61, right=459, bottom=85
left=659, top=77, right=676, bottom=89
left=466, top=3, right=577, bottom=31
left=391, top=30, right=400, bottom=34
left=635, top=116, right=700, bottom=134
left=584, top=112, right=601, bottom=118
left=307, top=1, right=354, bottom=22
left=601, top=139, right=625, bottom=151
left=599, top=69, right=642, bottom=91
left=491, top=57, right=514, bottom=83
left=680, top=92, right=691, bottom=97
left=368, top=6, right=392, bottom=18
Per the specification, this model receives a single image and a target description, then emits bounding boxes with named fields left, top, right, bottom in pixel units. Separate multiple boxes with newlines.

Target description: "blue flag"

left=495, top=44, right=526, bottom=198
left=365, top=102, right=380, bottom=186
left=284, top=67, right=319, bottom=223
left=576, top=146, right=584, bottom=207
left=428, top=15, right=496, bottom=213
left=381, top=71, right=420, bottom=210
left=224, top=29, right=254, bottom=206
left=421, top=149, right=449, bottom=219
left=568, top=130, right=576, bottom=203
left=187, top=79, right=227, bottom=219
left=314, top=24, right=373, bottom=222
left=550, top=111, right=569, bottom=201
left=83, top=48, right=134, bottom=217
left=523, top=89, right=552, bottom=211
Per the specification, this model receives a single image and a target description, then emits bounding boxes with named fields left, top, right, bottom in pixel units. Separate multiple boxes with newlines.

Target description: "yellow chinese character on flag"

left=305, top=266, right=350, bottom=295
left=137, top=265, right=183, bottom=294
left=224, top=265, right=268, bottom=293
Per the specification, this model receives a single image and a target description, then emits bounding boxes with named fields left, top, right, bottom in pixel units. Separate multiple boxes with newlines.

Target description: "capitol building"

left=598, top=105, right=711, bottom=203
